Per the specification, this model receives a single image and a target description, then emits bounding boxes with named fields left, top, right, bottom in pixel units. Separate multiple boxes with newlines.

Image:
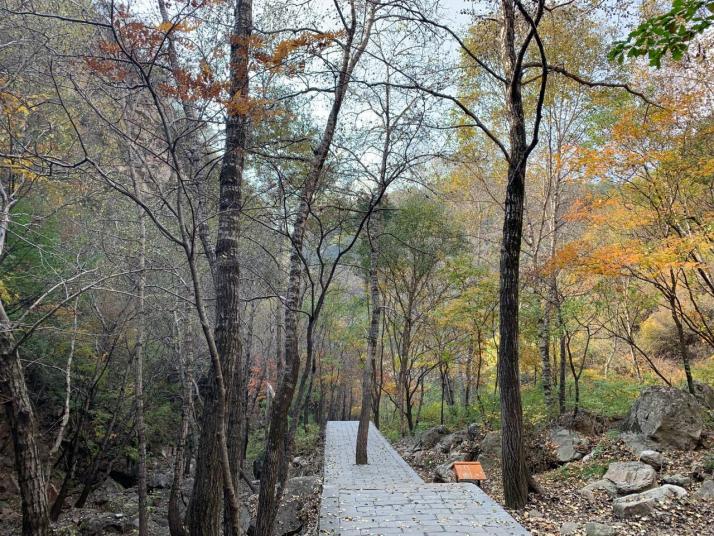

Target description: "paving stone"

left=319, top=421, right=530, bottom=535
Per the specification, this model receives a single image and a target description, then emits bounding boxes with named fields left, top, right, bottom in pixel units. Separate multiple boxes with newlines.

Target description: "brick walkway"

left=319, top=421, right=530, bottom=535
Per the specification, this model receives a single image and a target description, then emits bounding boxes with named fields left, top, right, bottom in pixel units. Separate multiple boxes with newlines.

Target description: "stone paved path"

left=319, top=421, right=530, bottom=535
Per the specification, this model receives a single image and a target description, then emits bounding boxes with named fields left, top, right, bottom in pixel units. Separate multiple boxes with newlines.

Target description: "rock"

left=292, top=456, right=308, bottom=468
left=662, top=473, right=692, bottom=487
left=623, top=386, right=705, bottom=450
left=437, top=432, right=466, bottom=454
left=433, top=461, right=456, bottom=483
left=148, top=470, right=172, bottom=489
left=619, top=432, right=661, bottom=456
left=550, top=427, right=589, bottom=463
left=612, top=484, right=686, bottom=518
left=639, top=449, right=666, bottom=470
left=693, top=381, right=714, bottom=410
left=526, top=508, right=543, bottom=519
left=585, top=522, right=617, bottom=536
left=477, top=430, right=501, bottom=472
left=467, top=423, right=480, bottom=440
left=433, top=452, right=466, bottom=483
left=560, top=522, right=580, bottom=535
left=603, top=461, right=657, bottom=495
left=79, top=513, right=134, bottom=535
left=579, top=478, right=617, bottom=501
left=691, top=460, right=712, bottom=481
left=417, top=425, right=449, bottom=450
left=695, top=479, right=714, bottom=500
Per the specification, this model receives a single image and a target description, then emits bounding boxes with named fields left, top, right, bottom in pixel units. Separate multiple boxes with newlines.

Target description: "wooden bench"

left=452, top=461, right=487, bottom=487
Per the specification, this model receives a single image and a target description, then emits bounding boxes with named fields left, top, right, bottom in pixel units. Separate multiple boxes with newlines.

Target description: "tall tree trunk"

left=537, top=299, right=553, bottom=409
left=129, top=144, right=149, bottom=536
left=356, top=208, right=382, bottom=464
left=497, top=0, right=539, bottom=509
left=187, top=0, right=251, bottom=534
left=0, top=305, right=49, bottom=536
left=558, top=308, right=567, bottom=416
left=169, top=309, right=192, bottom=536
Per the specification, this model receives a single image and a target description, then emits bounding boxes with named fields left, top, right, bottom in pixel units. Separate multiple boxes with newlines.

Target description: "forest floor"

left=395, top=425, right=714, bottom=536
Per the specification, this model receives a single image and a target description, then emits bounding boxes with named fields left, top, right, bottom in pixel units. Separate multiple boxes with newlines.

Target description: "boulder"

left=436, top=431, right=467, bottom=454
left=691, top=460, right=713, bottom=481
left=662, top=473, right=692, bottom=487
left=417, top=425, right=449, bottom=450
left=79, top=513, right=134, bottom=535
left=619, top=432, right=661, bottom=456
left=603, top=461, right=657, bottom=495
left=477, top=430, right=501, bottom=472
left=148, top=470, right=172, bottom=490
left=612, top=484, right=686, bottom=518
left=433, top=461, right=455, bottom=483
left=467, top=423, right=481, bottom=440
left=623, top=387, right=704, bottom=450
left=639, top=450, right=666, bottom=470
left=693, top=381, right=714, bottom=410
left=585, top=522, right=616, bottom=536
left=695, top=479, right=714, bottom=500
left=579, top=478, right=617, bottom=501
left=560, top=522, right=580, bottom=535
left=550, top=427, right=589, bottom=463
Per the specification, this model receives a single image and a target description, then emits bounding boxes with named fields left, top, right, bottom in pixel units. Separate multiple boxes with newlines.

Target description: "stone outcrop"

left=623, top=387, right=704, bottom=450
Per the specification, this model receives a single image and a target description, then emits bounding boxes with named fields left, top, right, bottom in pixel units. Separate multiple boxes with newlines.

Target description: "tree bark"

left=356, top=208, right=382, bottom=465
left=128, top=143, right=148, bottom=536
left=187, top=0, right=251, bottom=534
left=497, top=0, right=542, bottom=509
left=0, top=304, right=49, bottom=536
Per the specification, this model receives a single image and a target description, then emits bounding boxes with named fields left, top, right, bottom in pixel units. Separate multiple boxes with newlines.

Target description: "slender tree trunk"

left=538, top=299, right=553, bottom=409
left=668, top=272, right=695, bottom=394
left=558, top=312, right=567, bottom=415
left=169, top=309, right=192, bottom=536
left=357, top=210, right=382, bottom=464
left=129, top=145, right=148, bottom=536
left=0, top=305, right=49, bottom=536
left=497, top=0, right=541, bottom=509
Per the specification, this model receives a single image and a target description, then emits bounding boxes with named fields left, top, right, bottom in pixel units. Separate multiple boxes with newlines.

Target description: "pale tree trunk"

left=169, top=308, right=192, bottom=536
left=129, top=144, right=149, bottom=536
left=46, top=298, right=78, bottom=476
left=356, top=207, right=382, bottom=464
left=558, top=306, right=567, bottom=416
